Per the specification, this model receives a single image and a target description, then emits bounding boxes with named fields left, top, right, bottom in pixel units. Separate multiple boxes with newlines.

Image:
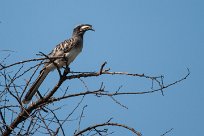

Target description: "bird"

left=22, top=24, right=94, bottom=104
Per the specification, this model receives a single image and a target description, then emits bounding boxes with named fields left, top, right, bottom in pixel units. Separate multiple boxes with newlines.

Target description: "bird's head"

left=73, top=24, right=94, bottom=36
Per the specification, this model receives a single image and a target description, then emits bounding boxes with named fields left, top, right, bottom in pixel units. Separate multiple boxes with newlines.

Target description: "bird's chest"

left=65, top=44, right=83, bottom=64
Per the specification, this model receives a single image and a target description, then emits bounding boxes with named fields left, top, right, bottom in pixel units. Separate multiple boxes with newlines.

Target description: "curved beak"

left=89, top=27, right=95, bottom=31
left=80, top=24, right=95, bottom=32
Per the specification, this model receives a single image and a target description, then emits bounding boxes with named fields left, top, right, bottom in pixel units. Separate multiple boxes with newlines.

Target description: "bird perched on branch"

left=22, top=24, right=94, bottom=104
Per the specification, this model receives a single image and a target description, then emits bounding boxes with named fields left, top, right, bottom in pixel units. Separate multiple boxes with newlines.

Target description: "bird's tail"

left=22, top=70, right=49, bottom=104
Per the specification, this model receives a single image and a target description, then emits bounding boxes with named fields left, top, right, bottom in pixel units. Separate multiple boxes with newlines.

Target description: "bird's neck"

left=73, top=34, right=83, bottom=41
left=72, top=32, right=84, bottom=38
left=71, top=33, right=84, bottom=44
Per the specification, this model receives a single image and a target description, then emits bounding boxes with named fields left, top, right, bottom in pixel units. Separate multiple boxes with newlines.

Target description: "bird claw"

left=63, top=66, right=70, bottom=75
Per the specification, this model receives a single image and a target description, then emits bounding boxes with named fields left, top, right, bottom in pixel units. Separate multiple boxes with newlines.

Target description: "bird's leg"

left=64, top=66, right=70, bottom=75
left=62, top=54, right=70, bottom=74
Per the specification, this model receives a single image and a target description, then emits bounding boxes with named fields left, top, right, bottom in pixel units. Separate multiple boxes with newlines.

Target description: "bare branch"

left=74, top=122, right=142, bottom=136
left=0, top=54, right=189, bottom=136
left=77, top=105, right=87, bottom=132
left=0, top=56, right=65, bottom=70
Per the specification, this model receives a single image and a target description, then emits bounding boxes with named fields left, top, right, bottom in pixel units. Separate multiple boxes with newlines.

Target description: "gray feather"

left=22, top=24, right=94, bottom=104
left=22, top=70, right=49, bottom=104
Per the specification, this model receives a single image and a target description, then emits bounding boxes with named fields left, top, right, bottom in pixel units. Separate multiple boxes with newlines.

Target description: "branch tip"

left=99, top=61, right=107, bottom=74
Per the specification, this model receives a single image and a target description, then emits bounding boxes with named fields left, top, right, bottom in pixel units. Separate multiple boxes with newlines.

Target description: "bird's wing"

left=22, top=37, right=79, bottom=104
left=43, top=37, right=79, bottom=69
left=49, top=37, right=79, bottom=57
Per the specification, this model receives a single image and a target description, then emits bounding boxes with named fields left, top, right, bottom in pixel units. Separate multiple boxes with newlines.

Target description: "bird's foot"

left=63, top=66, right=70, bottom=75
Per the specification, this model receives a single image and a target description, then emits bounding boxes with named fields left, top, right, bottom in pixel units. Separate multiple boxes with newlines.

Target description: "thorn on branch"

left=160, top=75, right=164, bottom=96
left=99, top=61, right=107, bottom=75
left=0, top=63, right=5, bottom=69
left=161, top=128, right=173, bottom=136
left=95, top=82, right=106, bottom=97
left=107, top=118, right=113, bottom=123
left=116, top=85, right=123, bottom=93
left=99, top=82, right=105, bottom=91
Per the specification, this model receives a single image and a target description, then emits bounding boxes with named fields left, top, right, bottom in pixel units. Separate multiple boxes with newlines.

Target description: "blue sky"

left=0, top=0, right=204, bottom=135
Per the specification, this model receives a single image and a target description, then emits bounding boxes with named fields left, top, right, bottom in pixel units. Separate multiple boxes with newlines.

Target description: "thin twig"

left=161, top=128, right=173, bottom=136
left=74, top=122, right=142, bottom=136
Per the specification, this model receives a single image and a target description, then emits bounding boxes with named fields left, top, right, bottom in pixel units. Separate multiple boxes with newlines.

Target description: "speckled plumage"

left=22, top=24, right=94, bottom=104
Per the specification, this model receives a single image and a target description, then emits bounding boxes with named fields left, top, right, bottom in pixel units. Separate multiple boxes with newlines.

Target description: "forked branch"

left=0, top=55, right=190, bottom=136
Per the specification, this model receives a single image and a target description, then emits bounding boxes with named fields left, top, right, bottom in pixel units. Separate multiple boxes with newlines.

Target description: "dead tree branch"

left=74, top=122, right=142, bottom=136
left=0, top=54, right=189, bottom=136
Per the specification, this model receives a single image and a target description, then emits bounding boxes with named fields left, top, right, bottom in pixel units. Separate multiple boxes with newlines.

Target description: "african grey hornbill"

left=22, top=24, right=94, bottom=104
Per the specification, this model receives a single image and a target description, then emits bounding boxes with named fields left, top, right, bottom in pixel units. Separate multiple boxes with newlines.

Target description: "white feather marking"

left=81, top=25, right=90, bottom=30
